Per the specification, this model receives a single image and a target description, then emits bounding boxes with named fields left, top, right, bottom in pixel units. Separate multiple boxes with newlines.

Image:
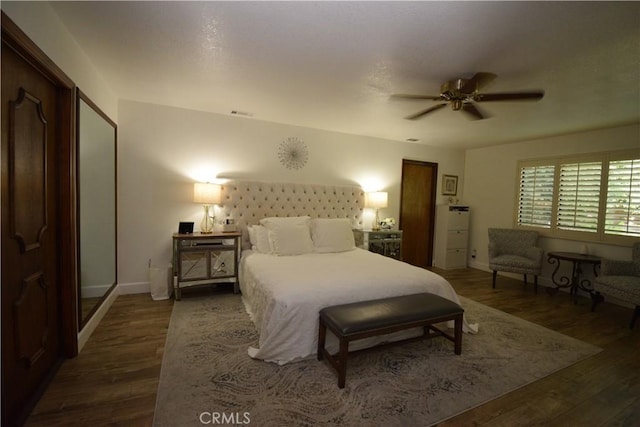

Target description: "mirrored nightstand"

left=353, top=229, right=403, bottom=260
left=172, top=232, right=242, bottom=300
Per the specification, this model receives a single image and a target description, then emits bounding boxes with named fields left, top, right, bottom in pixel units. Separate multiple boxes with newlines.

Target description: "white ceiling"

left=51, top=1, right=640, bottom=149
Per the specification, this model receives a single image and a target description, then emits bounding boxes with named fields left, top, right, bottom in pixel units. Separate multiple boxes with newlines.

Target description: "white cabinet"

left=434, top=205, right=470, bottom=269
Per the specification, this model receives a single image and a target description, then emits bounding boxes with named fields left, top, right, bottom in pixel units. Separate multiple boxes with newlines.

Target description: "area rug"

left=153, top=293, right=600, bottom=427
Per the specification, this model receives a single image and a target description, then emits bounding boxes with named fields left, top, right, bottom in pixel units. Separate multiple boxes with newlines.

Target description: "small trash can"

left=149, top=263, right=173, bottom=300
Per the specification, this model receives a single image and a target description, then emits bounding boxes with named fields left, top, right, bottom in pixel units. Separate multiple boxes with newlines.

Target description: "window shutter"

left=557, top=162, right=602, bottom=232
left=517, top=164, right=555, bottom=228
left=605, top=158, right=640, bottom=237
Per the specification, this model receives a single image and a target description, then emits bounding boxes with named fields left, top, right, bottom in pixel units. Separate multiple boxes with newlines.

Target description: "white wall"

left=117, top=100, right=466, bottom=287
left=1, top=2, right=118, bottom=119
left=463, top=123, right=639, bottom=285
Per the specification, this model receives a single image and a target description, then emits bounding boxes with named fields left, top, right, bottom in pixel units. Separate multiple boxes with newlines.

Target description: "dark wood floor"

left=25, top=269, right=639, bottom=426
left=25, top=293, right=174, bottom=427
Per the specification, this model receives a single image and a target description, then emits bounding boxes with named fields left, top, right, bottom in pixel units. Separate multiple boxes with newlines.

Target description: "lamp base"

left=200, top=205, right=215, bottom=234
left=372, top=209, right=381, bottom=231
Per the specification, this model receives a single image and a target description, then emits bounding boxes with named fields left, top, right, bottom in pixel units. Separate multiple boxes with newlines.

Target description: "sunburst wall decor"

left=278, top=137, right=308, bottom=170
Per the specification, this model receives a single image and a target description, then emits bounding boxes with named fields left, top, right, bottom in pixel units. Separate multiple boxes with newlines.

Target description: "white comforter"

left=239, top=248, right=476, bottom=364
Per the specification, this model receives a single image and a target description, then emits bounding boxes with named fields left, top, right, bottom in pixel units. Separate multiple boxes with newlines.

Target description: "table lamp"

left=365, top=191, right=388, bottom=231
left=193, top=182, right=221, bottom=233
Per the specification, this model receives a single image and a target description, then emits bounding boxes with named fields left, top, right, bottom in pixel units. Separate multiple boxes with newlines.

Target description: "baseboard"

left=80, top=283, right=112, bottom=298
left=77, top=287, right=118, bottom=352
left=77, top=281, right=154, bottom=352
left=118, top=281, right=150, bottom=295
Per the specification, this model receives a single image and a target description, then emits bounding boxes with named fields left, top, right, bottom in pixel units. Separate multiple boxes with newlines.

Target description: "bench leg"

left=454, top=315, right=463, bottom=355
left=337, top=338, right=349, bottom=389
left=317, top=320, right=327, bottom=360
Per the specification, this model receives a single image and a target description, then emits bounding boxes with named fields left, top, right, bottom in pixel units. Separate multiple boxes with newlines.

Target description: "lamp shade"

left=193, top=183, right=221, bottom=205
left=365, top=191, right=388, bottom=209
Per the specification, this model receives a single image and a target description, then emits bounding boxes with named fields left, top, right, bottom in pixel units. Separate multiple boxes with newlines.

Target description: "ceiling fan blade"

left=390, top=94, right=443, bottom=101
left=405, top=103, right=447, bottom=120
left=475, top=91, right=545, bottom=102
left=459, top=72, right=497, bottom=94
left=461, top=102, right=488, bottom=120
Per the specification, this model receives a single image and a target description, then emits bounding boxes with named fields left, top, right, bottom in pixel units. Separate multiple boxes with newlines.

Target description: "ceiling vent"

left=230, top=110, right=254, bottom=117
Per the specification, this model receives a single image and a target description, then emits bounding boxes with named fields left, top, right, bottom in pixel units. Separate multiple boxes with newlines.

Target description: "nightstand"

left=172, top=232, right=242, bottom=300
left=353, top=229, right=403, bottom=260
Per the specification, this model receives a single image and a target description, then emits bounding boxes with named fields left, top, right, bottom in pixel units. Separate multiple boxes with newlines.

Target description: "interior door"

left=399, top=159, right=438, bottom=268
left=1, top=17, right=76, bottom=425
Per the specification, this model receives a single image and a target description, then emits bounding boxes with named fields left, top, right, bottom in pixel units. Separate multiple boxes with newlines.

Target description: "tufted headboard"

left=218, top=180, right=365, bottom=248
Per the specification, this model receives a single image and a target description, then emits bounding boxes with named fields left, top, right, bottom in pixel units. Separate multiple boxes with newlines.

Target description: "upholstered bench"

left=317, top=292, right=464, bottom=388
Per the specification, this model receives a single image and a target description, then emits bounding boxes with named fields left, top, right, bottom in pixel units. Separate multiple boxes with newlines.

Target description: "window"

left=557, top=161, right=602, bottom=233
left=517, top=164, right=555, bottom=228
left=516, top=150, right=640, bottom=243
left=605, top=159, right=640, bottom=236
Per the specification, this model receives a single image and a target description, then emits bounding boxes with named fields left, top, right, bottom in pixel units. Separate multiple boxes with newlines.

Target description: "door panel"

left=9, top=89, right=49, bottom=252
left=2, top=39, right=61, bottom=427
left=399, top=159, right=438, bottom=268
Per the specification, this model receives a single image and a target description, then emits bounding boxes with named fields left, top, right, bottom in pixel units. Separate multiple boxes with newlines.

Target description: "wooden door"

left=399, top=159, right=438, bottom=268
left=2, top=14, right=77, bottom=426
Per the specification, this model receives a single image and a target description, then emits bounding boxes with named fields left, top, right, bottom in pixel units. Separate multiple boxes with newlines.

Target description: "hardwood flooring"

left=437, top=268, right=640, bottom=427
left=25, top=294, right=174, bottom=427
left=25, top=269, right=639, bottom=426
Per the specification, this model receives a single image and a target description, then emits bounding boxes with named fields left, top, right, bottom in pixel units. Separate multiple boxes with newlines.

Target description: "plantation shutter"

left=605, top=158, right=640, bottom=237
left=517, top=164, right=555, bottom=228
left=557, top=161, right=602, bottom=232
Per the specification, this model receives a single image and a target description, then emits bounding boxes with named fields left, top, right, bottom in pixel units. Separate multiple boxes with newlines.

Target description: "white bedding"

left=239, top=248, right=477, bottom=364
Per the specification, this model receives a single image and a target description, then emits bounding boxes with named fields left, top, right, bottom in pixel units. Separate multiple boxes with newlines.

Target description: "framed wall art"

left=278, top=137, right=308, bottom=170
left=442, top=174, right=458, bottom=196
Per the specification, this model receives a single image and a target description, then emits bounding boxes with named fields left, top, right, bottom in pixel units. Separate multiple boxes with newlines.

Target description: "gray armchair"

left=591, top=241, right=640, bottom=329
left=488, top=228, right=544, bottom=293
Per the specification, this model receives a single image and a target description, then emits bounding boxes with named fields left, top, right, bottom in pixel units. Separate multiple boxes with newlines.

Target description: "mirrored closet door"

left=77, top=90, right=117, bottom=330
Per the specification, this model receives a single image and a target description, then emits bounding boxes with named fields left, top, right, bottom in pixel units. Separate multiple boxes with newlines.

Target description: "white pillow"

left=310, top=218, right=355, bottom=253
left=260, top=216, right=313, bottom=256
left=248, top=225, right=257, bottom=246
left=248, top=225, right=272, bottom=254
left=259, top=216, right=311, bottom=227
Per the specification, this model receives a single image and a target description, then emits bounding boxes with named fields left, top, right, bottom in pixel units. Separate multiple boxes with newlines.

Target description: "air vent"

left=230, top=110, right=254, bottom=117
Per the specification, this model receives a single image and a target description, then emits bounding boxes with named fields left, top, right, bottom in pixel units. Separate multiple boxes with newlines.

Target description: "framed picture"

left=442, top=175, right=458, bottom=196
left=178, top=222, right=194, bottom=234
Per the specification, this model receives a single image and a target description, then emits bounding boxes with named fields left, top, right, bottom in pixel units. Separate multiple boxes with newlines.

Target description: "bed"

left=216, top=181, right=476, bottom=364
left=236, top=214, right=477, bottom=365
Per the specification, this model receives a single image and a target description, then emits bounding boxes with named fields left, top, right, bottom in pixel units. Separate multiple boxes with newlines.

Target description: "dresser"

left=433, top=205, right=470, bottom=269
left=353, top=229, right=403, bottom=260
left=172, top=232, right=241, bottom=299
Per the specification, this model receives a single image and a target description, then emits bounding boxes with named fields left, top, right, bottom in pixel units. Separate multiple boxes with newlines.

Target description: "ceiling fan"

left=390, top=72, right=544, bottom=120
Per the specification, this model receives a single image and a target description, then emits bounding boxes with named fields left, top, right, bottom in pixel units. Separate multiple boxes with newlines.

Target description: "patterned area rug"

left=153, top=293, right=600, bottom=426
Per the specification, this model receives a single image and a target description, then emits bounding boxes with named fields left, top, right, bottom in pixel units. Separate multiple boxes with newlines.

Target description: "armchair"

left=488, top=228, right=544, bottom=293
left=591, top=241, right=640, bottom=329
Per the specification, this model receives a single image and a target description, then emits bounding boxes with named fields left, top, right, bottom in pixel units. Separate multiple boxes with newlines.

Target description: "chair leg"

left=630, top=306, right=640, bottom=330
left=492, top=270, right=497, bottom=288
left=534, top=275, right=538, bottom=294
left=317, top=320, right=327, bottom=360
left=523, top=274, right=528, bottom=289
left=590, top=292, right=604, bottom=312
